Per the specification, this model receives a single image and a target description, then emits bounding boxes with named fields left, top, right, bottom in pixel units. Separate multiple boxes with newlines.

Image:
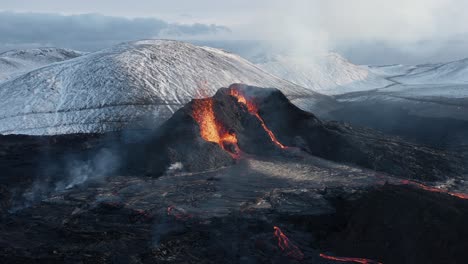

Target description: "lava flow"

left=319, top=253, right=382, bottom=264
left=273, top=226, right=304, bottom=260
left=230, top=89, right=287, bottom=149
left=192, top=98, right=240, bottom=158
left=399, top=180, right=468, bottom=200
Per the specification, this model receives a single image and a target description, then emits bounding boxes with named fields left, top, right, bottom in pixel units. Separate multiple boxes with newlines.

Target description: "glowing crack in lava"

left=167, top=206, right=193, bottom=220
left=192, top=98, right=240, bottom=158
left=319, top=253, right=382, bottom=264
left=230, top=89, right=287, bottom=149
left=273, top=226, right=304, bottom=260
left=399, top=180, right=468, bottom=200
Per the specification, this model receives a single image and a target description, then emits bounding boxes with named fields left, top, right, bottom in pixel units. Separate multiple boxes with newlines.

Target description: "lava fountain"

left=192, top=98, right=240, bottom=158
left=273, top=226, right=304, bottom=260
left=229, top=88, right=287, bottom=149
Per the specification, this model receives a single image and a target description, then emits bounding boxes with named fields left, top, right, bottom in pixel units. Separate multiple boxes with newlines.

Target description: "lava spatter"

left=229, top=88, right=287, bottom=149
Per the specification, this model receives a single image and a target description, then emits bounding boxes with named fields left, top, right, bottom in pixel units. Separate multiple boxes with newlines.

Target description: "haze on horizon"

left=0, top=0, right=467, bottom=65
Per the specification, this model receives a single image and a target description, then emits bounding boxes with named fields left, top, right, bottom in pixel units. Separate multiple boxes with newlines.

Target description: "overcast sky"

left=1, top=0, right=467, bottom=65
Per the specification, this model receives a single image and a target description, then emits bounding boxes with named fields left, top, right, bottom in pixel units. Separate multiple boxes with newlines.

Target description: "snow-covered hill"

left=392, top=58, right=468, bottom=84
left=0, top=40, right=329, bottom=135
left=336, top=60, right=468, bottom=121
left=256, top=53, right=392, bottom=95
left=0, top=48, right=83, bottom=82
left=330, top=58, right=468, bottom=147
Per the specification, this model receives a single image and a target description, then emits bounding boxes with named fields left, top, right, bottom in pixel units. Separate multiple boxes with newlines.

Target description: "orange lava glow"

left=192, top=98, right=240, bottom=158
left=273, top=226, right=304, bottom=260
left=229, top=89, right=287, bottom=149
left=319, top=253, right=382, bottom=264
left=399, top=180, right=468, bottom=200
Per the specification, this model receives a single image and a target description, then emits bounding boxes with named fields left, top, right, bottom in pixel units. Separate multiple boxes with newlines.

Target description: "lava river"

left=229, top=88, right=287, bottom=149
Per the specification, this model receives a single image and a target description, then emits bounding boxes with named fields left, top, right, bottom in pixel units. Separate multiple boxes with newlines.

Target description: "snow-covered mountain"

left=336, top=59, right=468, bottom=121
left=256, top=53, right=392, bottom=95
left=391, top=58, right=468, bottom=84
left=361, top=58, right=468, bottom=100
left=331, top=58, right=468, bottom=147
left=0, top=40, right=330, bottom=135
left=0, top=48, right=83, bottom=82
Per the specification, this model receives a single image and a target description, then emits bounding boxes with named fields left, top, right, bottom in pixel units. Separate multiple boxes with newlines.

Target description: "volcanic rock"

left=321, top=184, right=468, bottom=264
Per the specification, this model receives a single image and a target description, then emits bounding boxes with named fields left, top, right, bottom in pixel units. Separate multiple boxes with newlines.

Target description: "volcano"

left=136, top=84, right=466, bottom=182
left=0, top=84, right=467, bottom=264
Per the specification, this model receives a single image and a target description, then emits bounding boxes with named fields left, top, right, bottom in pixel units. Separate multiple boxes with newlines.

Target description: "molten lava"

left=229, top=89, right=287, bottom=149
left=273, top=226, right=304, bottom=260
left=399, top=180, right=468, bottom=200
left=319, top=253, right=382, bottom=264
left=192, top=98, right=240, bottom=158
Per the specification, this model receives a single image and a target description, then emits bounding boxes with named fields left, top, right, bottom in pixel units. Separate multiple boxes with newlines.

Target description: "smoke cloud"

left=228, top=0, right=468, bottom=64
left=9, top=147, right=120, bottom=212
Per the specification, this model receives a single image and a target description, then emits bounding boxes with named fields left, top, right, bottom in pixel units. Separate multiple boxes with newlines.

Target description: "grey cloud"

left=0, top=11, right=229, bottom=52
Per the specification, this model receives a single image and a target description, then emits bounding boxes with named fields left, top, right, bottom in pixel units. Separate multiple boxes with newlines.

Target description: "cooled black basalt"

left=319, top=184, right=468, bottom=264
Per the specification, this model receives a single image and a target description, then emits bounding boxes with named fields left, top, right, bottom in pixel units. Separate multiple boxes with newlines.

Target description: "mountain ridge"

left=0, top=40, right=332, bottom=135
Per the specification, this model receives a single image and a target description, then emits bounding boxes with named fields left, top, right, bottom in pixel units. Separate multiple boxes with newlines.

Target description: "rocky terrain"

left=1, top=85, right=467, bottom=263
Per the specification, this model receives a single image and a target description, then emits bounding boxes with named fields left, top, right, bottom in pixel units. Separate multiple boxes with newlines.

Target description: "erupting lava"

left=319, top=253, right=382, bottom=264
left=273, top=226, right=304, bottom=260
left=192, top=98, right=240, bottom=158
left=399, top=180, right=468, bottom=200
left=230, top=89, right=287, bottom=149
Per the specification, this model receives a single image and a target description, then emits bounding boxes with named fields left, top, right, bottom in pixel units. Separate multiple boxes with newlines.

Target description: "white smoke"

left=57, top=148, right=120, bottom=191
left=164, top=162, right=184, bottom=176
left=229, top=0, right=468, bottom=63
left=9, top=147, right=120, bottom=212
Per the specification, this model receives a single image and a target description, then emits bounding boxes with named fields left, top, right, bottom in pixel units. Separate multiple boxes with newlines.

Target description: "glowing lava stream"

left=319, top=253, right=382, bottom=264
left=230, top=89, right=287, bottom=149
left=192, top=98, right=240, bottom=158
left=398, top=180, right=468, bottom=200
left=273, top=226, right=304, bottom=260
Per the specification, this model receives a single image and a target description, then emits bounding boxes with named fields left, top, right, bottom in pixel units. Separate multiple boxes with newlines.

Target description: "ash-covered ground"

left=0, top=84, right=467, bottom=264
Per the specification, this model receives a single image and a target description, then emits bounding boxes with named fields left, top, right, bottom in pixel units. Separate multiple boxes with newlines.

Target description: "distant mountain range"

left=0, top=48, right=83, bottom=82
left=0, top=40, right=467, bottom=139
left=0, top=40, right=327, bottom=135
